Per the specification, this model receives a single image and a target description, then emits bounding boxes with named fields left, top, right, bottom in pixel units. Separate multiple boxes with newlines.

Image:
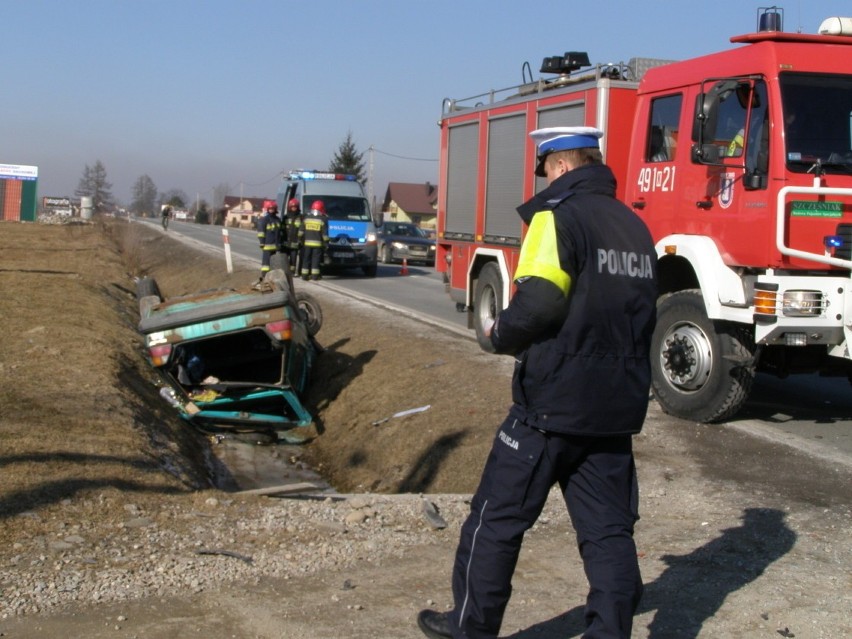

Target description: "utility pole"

left=368, top=145, right=374, bottom=210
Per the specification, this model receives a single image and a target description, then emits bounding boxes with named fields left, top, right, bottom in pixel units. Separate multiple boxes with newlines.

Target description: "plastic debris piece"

left=372, top=404, right=432, bottom=426
left=422, top=500, right=448, bottom=530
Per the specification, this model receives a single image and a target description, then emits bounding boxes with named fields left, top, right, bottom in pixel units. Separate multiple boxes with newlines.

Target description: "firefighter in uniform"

left=299, top=200, right=329, bottom=280
left=282, top=197, right=303, bottom=274
left=255, top=199, right=281, bottom=284
left=417, top=127, right=658, bottom=639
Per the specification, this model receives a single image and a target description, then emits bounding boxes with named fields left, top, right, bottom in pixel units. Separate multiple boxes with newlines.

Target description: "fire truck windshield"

left=781, top=72, right=852, bottom=174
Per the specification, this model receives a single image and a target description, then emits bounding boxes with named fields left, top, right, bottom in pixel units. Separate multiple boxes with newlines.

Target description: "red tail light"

left=266, top=320, right=292, bottom=341
left=148, top=343, right=172, bottom=366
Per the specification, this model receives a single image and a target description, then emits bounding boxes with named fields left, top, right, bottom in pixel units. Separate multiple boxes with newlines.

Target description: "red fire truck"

left=436, top=8, right=852, bottom=422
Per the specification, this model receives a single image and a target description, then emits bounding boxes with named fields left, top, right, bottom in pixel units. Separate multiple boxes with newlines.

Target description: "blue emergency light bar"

left=288, top=170, right=357, bottom=182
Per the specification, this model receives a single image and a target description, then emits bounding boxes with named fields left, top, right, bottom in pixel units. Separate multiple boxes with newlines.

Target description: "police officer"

left=282, top=198, right=303, bottom=274
left=255, top=199, right=281, bottom=284
left=417, top=127, right=657, bottom=639
left=299, top=200, right=329, bottom=280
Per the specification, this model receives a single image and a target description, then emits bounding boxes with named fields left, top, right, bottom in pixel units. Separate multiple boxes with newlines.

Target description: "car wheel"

left=362, top=263, right=378, bottom=277
left=265, top=268, right=290, bottom=293
left=295, top=291, right=323, bottom=336
left=651, top=290, right=756, bottom=423
left=136, top=277, right=162, bottom=318
left=136, top=277, right=161, bottom=300
left=269, top=253, right=288, bottom=272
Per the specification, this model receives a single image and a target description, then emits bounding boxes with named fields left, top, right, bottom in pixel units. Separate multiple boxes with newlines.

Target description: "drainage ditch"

left=206, top=434, right=335, bottom=496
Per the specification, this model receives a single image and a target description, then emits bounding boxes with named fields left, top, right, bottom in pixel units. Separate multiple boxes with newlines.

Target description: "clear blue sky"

left=2, top=0, right=848, bottom=208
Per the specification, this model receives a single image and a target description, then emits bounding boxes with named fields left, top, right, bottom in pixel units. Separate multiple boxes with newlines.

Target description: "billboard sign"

left=43, top=196, right=73, bottom=217
left=0, top=164, right=38, bottom=180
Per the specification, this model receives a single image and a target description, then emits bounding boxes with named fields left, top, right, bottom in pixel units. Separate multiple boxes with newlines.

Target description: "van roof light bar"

left=288, top=170, right=357, bottom=181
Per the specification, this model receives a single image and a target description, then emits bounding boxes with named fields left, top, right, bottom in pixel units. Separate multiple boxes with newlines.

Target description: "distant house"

left=381, top=182, right=437, bottom=229
left=223, top=195, right=268, bottom=229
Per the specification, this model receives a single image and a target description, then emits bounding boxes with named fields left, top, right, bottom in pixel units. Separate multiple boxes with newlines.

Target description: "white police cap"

left=531, top=126, right=603, bottom=176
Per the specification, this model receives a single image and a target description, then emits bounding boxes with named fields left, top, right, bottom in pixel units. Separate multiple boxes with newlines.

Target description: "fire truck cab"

left=437, top=8, right=852, bottom=422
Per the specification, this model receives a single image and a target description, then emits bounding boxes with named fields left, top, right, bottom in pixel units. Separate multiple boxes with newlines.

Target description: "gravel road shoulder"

left=1, top=220, right=850, bottom=638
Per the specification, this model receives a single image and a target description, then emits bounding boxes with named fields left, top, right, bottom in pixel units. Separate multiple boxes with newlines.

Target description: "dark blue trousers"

left=448, top=416, right=642, bottom=639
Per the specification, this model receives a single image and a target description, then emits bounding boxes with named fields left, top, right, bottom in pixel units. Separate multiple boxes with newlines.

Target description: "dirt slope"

left=1, top=219, right=850, bottom=638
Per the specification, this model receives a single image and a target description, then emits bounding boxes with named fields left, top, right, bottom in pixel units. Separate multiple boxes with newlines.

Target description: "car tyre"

left=269, top=253, right=288, bottom=272
left=136, top=277, right=162, bottom=318
left=136, top=277, right=161, bottom=300
left=296, top=291, right=323, bottom=336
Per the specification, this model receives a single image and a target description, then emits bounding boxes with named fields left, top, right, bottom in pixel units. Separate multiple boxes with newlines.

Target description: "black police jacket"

left=491, top=164, right=657, bottom=436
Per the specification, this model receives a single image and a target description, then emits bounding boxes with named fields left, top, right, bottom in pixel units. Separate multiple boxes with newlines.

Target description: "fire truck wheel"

left=651, top=290, right=755, bottom=423
left=474, top=262, right=502, bottom=353
left=296, top=291, right=323, bottom=336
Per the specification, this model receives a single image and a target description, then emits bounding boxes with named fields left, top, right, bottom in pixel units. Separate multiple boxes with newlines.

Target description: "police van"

left=276, top=170, right=379, bottom=277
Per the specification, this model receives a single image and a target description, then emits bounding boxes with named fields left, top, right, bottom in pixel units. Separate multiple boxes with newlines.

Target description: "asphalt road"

left=143, top=218, right=852, bottom=467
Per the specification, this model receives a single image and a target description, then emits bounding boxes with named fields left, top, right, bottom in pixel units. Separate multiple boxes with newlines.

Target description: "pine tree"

left=75, top=160, right=114, bottom=213
left=328, top=131, right=366, bottom=183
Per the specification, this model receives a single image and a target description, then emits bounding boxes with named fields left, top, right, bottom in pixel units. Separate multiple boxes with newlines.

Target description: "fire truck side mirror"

left=692, top=93, right=710, bottom=140
left=692, top=142, right=723, bottom=164
left=691, top=90, right=719, bottom=165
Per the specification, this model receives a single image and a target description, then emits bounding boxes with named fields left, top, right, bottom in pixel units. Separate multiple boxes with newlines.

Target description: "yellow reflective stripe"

left=514, top=210, right=571, bottom=295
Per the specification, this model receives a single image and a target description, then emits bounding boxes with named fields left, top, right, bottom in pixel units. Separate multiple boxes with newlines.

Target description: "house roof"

left=223, top=195, right=268, bottom=211
left=382, top=182, right=437, bottom=215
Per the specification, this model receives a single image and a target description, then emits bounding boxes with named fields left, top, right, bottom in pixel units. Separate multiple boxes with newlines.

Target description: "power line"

left=241, top=172, right=284, bottom=187
left=371, top=147, right=437, bottom=163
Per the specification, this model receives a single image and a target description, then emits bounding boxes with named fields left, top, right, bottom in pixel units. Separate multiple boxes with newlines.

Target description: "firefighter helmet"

left=310, top=200, right=326, bottom=215
left=288, top=198, right=300, bottom=209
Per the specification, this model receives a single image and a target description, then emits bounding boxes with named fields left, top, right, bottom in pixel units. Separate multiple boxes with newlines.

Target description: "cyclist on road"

left=161, top=204, right=172, bottom=230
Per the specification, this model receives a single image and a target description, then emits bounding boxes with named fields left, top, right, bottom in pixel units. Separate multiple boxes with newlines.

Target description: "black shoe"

left=417, top=609, right=452, bottom=639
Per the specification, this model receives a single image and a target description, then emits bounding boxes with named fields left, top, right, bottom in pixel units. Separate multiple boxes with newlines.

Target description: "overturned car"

left=136, top=262, right=322, bottom=441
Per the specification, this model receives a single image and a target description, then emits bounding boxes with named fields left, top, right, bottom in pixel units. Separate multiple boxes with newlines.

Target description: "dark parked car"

left=377, top=222, right=436, bottom=266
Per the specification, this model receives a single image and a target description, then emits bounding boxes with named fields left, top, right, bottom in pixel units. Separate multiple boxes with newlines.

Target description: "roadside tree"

left=194, top=203, right=210, bottom=225
left=328, top=131, right=366, bottom=182
left=212, top=182, right=230, bottom=210
left=130, top=175, right=158, bottom=217
left=159, top=189, right=189, bottom=210
left=75, top=160, right=114, bottom=213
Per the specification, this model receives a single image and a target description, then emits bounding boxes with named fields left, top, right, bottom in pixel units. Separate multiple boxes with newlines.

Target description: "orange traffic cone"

left=399, top=257, right=409, bottom=275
